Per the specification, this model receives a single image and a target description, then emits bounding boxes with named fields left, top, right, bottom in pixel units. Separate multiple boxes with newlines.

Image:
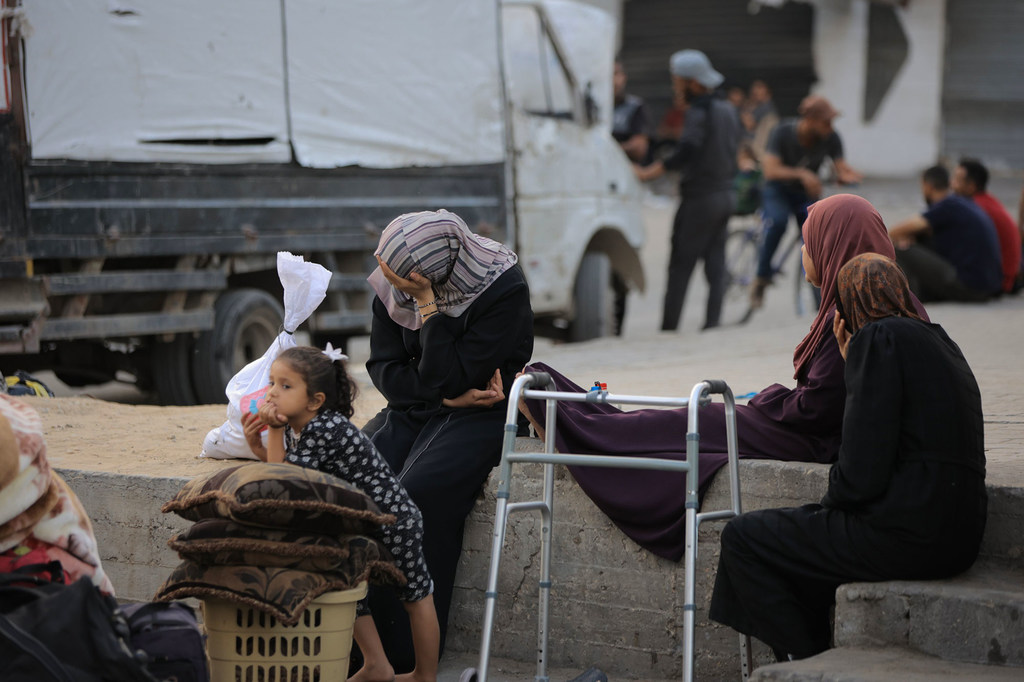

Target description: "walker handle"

left=701, top=379, right=729, bottom=395
left=524, top=371, right=552, bottom=389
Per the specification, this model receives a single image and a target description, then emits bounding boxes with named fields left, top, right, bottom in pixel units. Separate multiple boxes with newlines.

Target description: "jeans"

left=756, top=182, right=812, bottom=280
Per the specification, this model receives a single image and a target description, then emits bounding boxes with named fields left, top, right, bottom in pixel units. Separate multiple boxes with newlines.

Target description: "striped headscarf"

left=367, top=209, right=518, bottom=330
left=837, top=253, right=923, bottom=333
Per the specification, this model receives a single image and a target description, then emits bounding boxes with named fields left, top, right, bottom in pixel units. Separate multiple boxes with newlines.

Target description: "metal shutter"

left=942, top=0, right=1024, bottom=170
left=618, top=0, right=815, bottom=126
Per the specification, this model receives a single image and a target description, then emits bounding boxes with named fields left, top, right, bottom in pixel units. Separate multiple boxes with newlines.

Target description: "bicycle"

left=721, top=210, right=820, bottom=324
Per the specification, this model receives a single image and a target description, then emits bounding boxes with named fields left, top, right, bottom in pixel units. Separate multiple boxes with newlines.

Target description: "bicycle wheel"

left=722, top=224, right=760, bottom=324
left=793, top=251, right=822, bottom=316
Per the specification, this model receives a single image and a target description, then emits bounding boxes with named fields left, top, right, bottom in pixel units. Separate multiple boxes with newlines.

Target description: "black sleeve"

left=366, top=297, right=443, bottom=410
left=631, top=101, right=652, bottom=138
left=661, top=102, right=708, bottom=173
left=764, top=122, right=785, bottom=159
left=417, top=273, right=532, bottom=399
left=822, top=323, right=903, bottom=510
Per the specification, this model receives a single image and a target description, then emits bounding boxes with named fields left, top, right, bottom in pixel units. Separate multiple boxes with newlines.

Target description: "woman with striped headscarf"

left=362, top=209, right=534, bottom=667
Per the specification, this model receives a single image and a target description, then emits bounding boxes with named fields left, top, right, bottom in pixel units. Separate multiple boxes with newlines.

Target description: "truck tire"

left=568, top=251, right=615, bottom=342
left=191, top=289, right=284, bottom=405
left=152, top=334, right=198, bottom=406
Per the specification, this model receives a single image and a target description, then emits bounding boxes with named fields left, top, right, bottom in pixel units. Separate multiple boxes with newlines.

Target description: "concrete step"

left=834, top=563, right=1024, bottom=667
left=749, top=646, right=1024, bottom=681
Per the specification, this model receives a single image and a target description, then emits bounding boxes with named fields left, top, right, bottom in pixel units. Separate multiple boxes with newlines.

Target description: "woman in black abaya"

left=709, top=253, right=987, bottom=660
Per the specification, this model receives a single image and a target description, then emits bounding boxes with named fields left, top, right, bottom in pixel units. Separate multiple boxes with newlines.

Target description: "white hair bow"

left=322, top=342, right=349, bottom=363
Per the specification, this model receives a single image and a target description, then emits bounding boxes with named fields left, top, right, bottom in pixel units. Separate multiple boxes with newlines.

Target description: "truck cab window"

left=502, top=6, right=575, bottom=121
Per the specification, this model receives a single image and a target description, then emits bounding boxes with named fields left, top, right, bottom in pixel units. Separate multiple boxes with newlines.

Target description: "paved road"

left=40, top=176, right=1024, bottom=489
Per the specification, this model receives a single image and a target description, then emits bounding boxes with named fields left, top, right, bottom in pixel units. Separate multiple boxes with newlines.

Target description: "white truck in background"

left=0, top=0, right=644, bottom=404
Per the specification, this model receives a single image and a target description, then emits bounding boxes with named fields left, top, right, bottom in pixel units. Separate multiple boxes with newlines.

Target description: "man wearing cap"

left=750, top=95, right=863, bottom=310
left=635, top=49, right=741, bottom=332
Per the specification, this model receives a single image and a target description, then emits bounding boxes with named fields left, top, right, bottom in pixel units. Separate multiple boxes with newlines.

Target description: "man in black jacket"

left=635, top=49, right=741, bottom=332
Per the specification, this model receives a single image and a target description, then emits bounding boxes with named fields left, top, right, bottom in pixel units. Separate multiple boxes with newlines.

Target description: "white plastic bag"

left=200, top=252, right=333, bottom=459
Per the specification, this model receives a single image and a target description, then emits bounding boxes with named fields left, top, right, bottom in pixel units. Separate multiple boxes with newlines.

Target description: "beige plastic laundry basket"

left=203, top=581, right=367, bottom=682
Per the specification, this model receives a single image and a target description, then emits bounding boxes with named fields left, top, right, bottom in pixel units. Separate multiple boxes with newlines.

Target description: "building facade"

left=618, top=0, right=1023, bottom=175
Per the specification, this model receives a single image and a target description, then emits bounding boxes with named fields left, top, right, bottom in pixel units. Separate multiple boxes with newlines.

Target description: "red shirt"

left=973, top=192, right=1022, bottom=292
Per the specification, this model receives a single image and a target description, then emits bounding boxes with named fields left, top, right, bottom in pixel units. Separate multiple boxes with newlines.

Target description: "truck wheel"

left=191, top=289, right=284, bottom=404
left=152, top=334, right=198, bottom=406
left=569, top=251, right=615, bottom=342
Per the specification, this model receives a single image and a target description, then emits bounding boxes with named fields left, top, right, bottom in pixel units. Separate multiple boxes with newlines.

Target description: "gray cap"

left=669, top=49, right=724, bottom=89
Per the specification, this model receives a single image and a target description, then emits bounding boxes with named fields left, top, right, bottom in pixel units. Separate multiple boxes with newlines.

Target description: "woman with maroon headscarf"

left=709, top=253, right=986, bottom=661
left=521, top=194, right=926, bottom=561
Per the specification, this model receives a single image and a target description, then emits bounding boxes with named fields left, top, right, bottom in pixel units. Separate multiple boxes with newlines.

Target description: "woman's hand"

left=241, top=412, right=269, bottom=461
left=442, top=369, right=505, bottom=409
left=377, top=256, right=435, bottom=306
left=833, top=309, right=852, bottom=360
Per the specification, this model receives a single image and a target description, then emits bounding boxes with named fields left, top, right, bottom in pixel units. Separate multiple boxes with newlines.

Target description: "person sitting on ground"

left=612, top=57, right=652, bottom=166
left=952, top=158, right=1022, bottom=294
left=889, top=164, right=1002, bottom=302
left=519, top=194, right=926, bottom=562
left=709, top=253, right=987, bottom=661
left=361, top=209, right=534, bottom=669
left=0, top=395, right=114, bottom=594
left=1019, top=183, right=1024, bottom=262
left=750, top=95, right=863, bottom=311
left=242, top=346, right=438, bottom=682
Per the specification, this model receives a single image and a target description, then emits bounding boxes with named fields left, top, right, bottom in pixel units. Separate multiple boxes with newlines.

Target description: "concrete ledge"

left=835, top=565, right=1024, bottom=667
left=57, top=441, right=1024, bottom=681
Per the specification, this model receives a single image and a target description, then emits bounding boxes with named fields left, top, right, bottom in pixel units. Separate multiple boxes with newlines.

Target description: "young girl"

left=241, top=345, right=438, bottom=682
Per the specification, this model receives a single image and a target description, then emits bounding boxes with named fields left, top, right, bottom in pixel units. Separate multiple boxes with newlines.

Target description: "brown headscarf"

left=837, top=253, right=924, bottom=333
left=792, top=194, right=896, bottom=379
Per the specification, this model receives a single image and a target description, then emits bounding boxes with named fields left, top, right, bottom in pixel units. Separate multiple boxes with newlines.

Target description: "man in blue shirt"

left=889, top=165, right=1002, bottom=302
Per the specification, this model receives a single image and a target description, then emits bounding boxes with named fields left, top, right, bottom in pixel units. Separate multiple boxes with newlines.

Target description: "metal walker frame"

left=464, top=371, right=752, bottom=682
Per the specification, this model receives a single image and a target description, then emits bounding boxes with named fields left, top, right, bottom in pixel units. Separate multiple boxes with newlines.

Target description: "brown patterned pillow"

left=155, top=559, right=404, bottom=626
left=168, top=518, right=399, bottom=574
left=161, top=462, right=395, bottom=535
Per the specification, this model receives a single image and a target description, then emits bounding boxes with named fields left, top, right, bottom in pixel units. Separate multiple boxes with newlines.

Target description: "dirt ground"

left=21, top=379, right=388, bottom=478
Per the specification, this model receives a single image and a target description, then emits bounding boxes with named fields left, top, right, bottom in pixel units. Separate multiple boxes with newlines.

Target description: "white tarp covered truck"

left=0, top=0, right=644, bottom=404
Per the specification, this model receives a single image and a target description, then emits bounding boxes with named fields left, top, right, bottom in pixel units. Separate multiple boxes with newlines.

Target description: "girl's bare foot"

left=347, top=661, right=395, bottom=682
left=395, top=672, right=435, bottom=682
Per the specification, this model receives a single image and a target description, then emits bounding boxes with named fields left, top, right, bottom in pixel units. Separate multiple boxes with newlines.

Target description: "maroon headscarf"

left=792, top=194, right=896, bottom=379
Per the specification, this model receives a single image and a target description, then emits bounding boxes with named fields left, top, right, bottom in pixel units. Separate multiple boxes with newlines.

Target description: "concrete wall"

left=59, top=451, right=831, bottom=681
left=811, top=0, right=946, bottom=176
left=59, top=438, right=1023, bottom=681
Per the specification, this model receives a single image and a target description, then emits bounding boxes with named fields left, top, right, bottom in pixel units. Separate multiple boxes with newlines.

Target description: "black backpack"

left=0, top=575, right=156, bottom=682
left=119, top=602, right=209, bottom=682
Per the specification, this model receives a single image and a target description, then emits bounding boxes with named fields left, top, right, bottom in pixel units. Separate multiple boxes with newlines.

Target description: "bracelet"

left=417, top=299, right=437, bottom=309
left=268, top=423, right=287, bottom=429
